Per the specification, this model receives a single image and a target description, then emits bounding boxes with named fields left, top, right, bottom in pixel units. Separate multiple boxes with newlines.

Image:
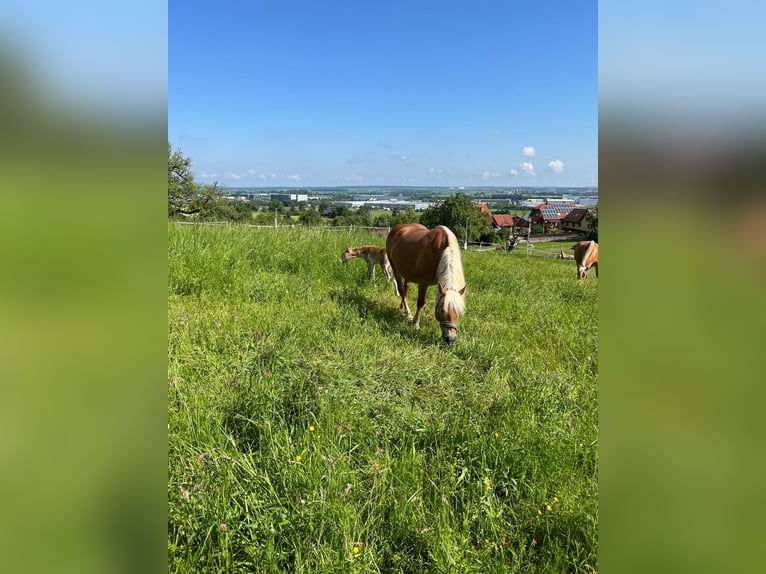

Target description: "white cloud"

left=481, top=171, right=500, bottom=180
left=400, top=155, right=408, bottom=161
left=285, top=174, right=301, bottom=180
left=522, top=146, right=536, bottom=157
left=547, top=159, right=565, bottom=173
left=226, top=172, right=241, bottom=180
left=490, top=128, right=503, bottom=136
left=509, top=169, right=518, bottom=176
left=344, top=174, right=363, bottom=182
left=519, top=162, right=536, bottom=176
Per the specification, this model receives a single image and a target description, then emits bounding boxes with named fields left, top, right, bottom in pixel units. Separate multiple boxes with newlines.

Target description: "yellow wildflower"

left=353, top=546, right=360, bottom=554
left=295, top=455, right=302, bottom=462
left=309, top=425, right=315, bottom=432
left=546, top=504, right=552, bottom=511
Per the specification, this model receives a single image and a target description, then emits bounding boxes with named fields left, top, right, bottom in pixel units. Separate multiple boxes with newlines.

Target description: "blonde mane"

left=436, top=226, right=466, bottom=316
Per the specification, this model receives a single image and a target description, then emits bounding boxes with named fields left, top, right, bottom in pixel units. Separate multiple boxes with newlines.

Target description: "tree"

left=356, top=205, right=372, bottom=225
left=587, top=215, right=598, bottom=241
left=329, top=205, right=351, bottom=218
left=389, top=207, right=420, bottom=226
left=419, top=193, right=492, bottom=243
left=268, top=200, right=286, bottom=215
left=299, top=208, right=322, bottom=226
left=168, top=143, right=225, bottom=218
left=372, top=211, right=391, bottom=228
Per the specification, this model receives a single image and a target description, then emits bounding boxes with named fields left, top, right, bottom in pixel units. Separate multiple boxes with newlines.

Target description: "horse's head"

left=436, top=284, right=467, bottom=345
left=340, top=247, right=357, bottom=263
left=577, top=265, right=588, bottom=279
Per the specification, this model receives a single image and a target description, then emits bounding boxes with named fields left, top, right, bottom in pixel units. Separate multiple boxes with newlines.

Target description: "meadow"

left=168, top=223, right=598, bottom=573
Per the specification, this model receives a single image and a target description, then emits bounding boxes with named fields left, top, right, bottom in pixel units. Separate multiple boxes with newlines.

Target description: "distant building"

left=491, top=214, right=514, bottom=230
left=330, top=199, right=430, bottom=211
left=561, top=208, right=597, bottom=233
left=528, top=201, right=578, bottom=231
left=271, top=193, right=308, bottom=204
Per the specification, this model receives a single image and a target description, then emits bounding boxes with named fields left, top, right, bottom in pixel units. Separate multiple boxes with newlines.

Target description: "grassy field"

left=168, top=223, right=598, bottom=573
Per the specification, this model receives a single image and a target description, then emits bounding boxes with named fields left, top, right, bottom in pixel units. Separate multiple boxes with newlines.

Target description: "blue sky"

left=169, top=1, right=597, bottom=188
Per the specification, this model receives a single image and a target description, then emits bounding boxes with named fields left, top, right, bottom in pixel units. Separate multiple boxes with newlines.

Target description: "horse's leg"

left=388, top=260, right=403, bottom=298
left=385, top=262, right=393, bottom=283
left=392, top=271, right=401, bottom=297
left=412, top=284, right=428, bottom=329
left=399, top=281, right=412, bottom=319
left=368, top=260, right=375, bottom=281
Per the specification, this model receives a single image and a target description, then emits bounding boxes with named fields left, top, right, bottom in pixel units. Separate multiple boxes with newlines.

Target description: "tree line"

left=168, top=144, right=518, bottom=244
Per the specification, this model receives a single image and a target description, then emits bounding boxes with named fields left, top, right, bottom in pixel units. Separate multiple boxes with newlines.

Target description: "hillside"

left=168, top=223, right=598, bottom=572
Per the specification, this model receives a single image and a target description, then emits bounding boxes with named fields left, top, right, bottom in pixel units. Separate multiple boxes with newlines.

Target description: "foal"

left=341, top=246, right=395, bottom=284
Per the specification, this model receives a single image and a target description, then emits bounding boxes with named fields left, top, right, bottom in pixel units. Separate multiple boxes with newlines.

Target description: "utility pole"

left=464, top=218, right=469, bottom=250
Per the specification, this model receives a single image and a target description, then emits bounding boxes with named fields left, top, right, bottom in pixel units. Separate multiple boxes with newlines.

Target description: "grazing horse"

left=386, top=223, right=466, bottom=345
left=572, top=240, right=599, bottom=279
left=341, top=246, right=395, bottom=285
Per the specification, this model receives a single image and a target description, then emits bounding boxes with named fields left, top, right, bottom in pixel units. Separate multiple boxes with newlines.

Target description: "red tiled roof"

left=492, top=214, right=514, bottom=228
left=477, top=203, right=492, bottom=214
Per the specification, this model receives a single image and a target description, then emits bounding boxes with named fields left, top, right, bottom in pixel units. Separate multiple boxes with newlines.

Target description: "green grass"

left=168, top=223, right=598, bottom=573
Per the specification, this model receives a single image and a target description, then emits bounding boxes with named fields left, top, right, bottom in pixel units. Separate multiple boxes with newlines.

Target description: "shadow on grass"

left=329, top=287, right=445, bottom=346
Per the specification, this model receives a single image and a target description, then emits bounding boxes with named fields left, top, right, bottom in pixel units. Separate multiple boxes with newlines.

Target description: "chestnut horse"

left=572, top=240, right=599, bottom=279
left=386, top=224, right=466, bottom=345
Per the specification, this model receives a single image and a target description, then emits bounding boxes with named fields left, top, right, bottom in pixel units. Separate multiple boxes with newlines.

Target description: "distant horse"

left=341, top=246, right=395, bottom=285
left=572, top=240, right=599, bottom=279
left=386, top=223, right=466, bottom=345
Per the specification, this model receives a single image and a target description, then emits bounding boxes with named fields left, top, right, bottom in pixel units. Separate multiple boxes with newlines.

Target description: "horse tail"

left=382, top=250, right=400, bottom=296
left=383, top=252, right=393, bottom=280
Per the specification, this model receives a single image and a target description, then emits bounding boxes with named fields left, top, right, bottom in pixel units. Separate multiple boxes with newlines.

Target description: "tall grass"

left=168, top=223, right=597, bottom=572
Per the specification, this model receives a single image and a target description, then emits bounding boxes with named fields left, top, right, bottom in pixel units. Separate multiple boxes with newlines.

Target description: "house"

left=528, top=201, right=578, bottom=231
left=561, top=208, right=597, bottom=233
left=511, top=215, right=531, bottom=229
left=491, top=214, right=514, bottom=231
